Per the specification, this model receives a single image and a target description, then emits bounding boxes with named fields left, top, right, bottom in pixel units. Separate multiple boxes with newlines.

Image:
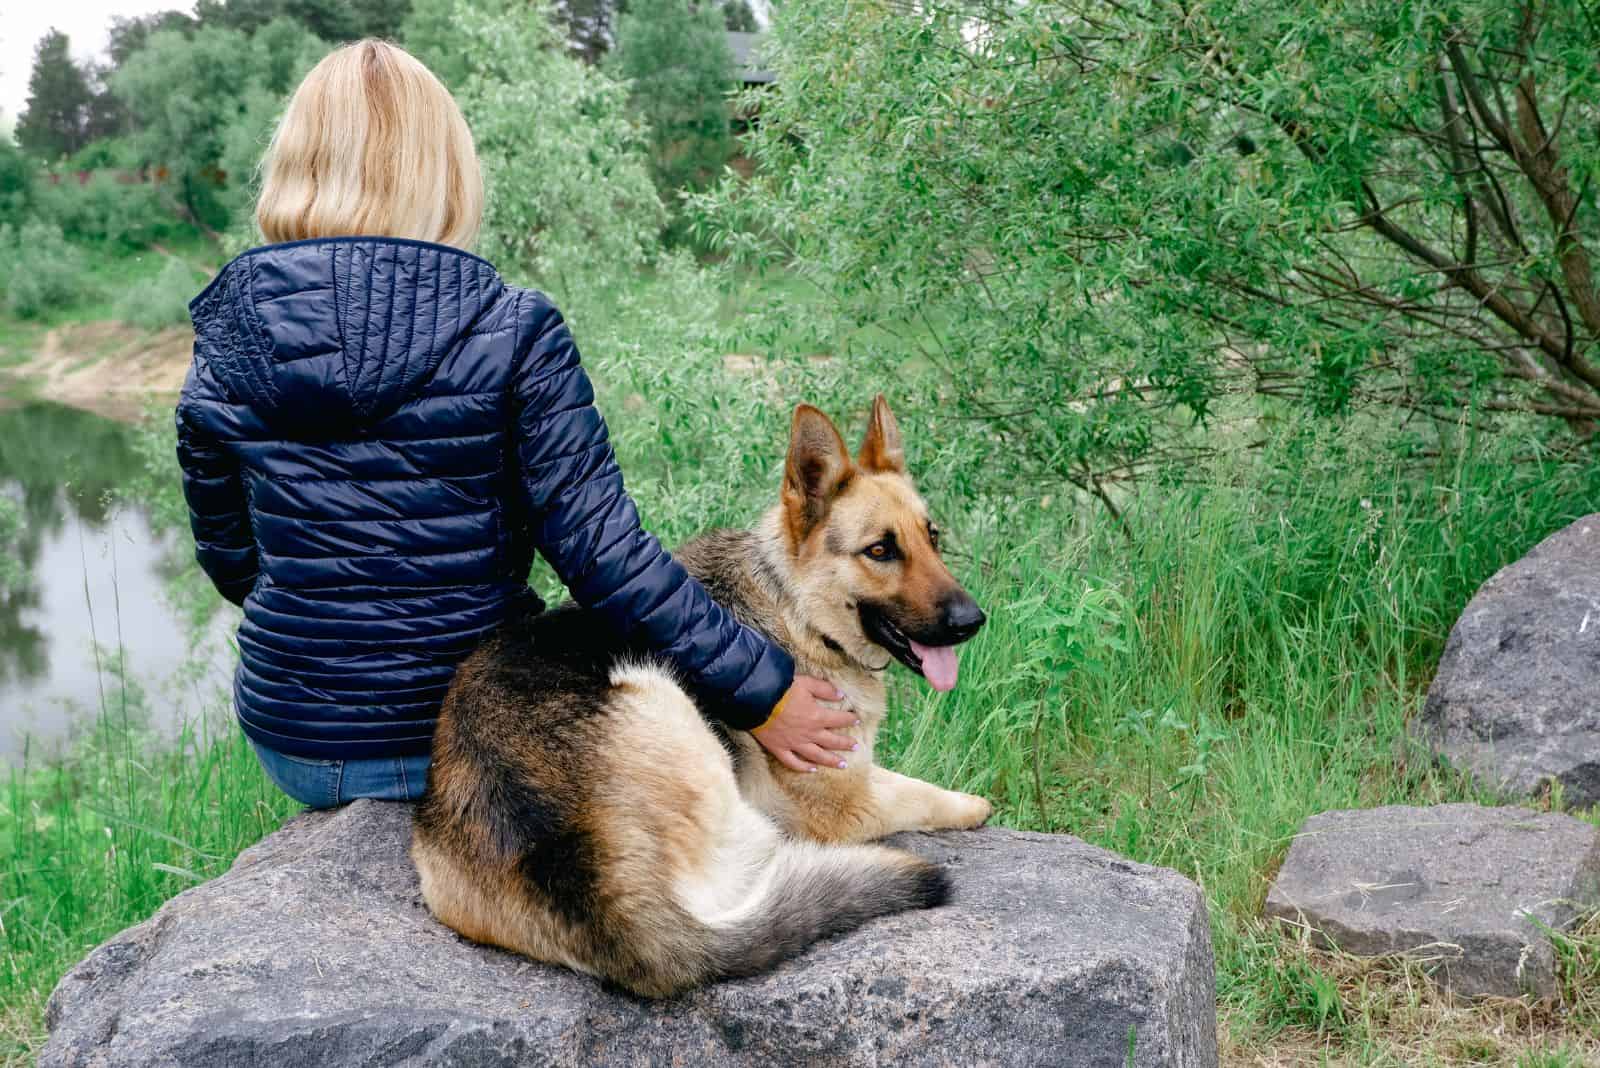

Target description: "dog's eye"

left=863, top=541, right=896, bottom=562
left=928, top=525, right=941, bottom=549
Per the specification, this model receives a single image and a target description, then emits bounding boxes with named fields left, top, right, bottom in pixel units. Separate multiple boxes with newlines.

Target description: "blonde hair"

left=255, top=39, right=483, bottom=249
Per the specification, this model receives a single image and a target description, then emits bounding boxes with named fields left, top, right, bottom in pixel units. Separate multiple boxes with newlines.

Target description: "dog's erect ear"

left=857, top=394, right=905, bottom=473
left=783, top=404, right=853, bottom=540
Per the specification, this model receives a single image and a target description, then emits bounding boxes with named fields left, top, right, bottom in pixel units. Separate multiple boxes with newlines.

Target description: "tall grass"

left=0, top=673, right=294, bottom=1059
left=870, top=437, right=1600, bottom=1061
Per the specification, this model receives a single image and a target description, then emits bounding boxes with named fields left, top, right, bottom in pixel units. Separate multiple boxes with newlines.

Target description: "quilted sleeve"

left=511, top=302, right=795, bottom=730
left=175, top=394, right=258, bottom=608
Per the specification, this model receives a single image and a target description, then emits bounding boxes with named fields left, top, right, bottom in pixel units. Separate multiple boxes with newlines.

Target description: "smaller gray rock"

left=1265, top=804, right=1600, bottom=997
left=1416, top=514, right=1600, bottom=805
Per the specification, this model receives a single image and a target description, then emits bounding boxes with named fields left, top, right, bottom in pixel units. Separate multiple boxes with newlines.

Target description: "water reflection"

left=0, top=401, right=231, bottom=763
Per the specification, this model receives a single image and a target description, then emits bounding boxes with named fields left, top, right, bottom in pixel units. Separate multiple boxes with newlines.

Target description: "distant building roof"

left=727, top=31, right=774, bottom=85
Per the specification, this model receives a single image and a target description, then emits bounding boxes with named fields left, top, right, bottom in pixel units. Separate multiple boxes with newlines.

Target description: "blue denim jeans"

left=250, top=740, right=431, bottom=809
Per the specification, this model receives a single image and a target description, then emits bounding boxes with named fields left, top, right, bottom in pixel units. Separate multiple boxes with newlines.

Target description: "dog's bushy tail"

left=704, top=842, right=949, bottom=980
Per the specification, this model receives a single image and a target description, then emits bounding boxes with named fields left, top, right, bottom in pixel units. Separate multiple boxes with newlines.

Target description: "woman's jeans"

left=250, top=740, right=431, bottom=809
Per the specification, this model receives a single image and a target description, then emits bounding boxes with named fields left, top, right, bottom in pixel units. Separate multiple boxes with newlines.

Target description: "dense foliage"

left=34, top=174, right=188, bottom=250
left=612, top=0, right=736, bottom=217
left=0, top=221, right=88, bottom=319
left=193, top=0, right=414, bottom=40
left=8, top=1, right=418, bottom=242
left=698, top=0, right=1600, bottom=506
left=404, top=0, right=665, bottom=294
left=111, top=19, right=324, bottom=231
left=0, top=141, right=35, bottom=227
left=10, top=0, right=750, bottom=254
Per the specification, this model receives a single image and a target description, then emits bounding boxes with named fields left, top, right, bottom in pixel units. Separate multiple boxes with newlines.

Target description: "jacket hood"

left=188, top=237, right=506, bottom=436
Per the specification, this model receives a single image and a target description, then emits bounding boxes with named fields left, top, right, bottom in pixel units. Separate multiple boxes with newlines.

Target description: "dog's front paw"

left=947, top=792, right=993, bottom=829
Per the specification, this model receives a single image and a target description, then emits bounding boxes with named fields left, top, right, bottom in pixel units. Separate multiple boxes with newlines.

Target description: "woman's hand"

left=752, top=675, right=860, bottom=773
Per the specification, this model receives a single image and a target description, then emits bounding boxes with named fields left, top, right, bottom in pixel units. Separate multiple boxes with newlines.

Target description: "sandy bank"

left=4, top=322, right=192, bottom=423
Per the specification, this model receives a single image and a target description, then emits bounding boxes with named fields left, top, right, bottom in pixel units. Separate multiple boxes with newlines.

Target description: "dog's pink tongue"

left=910, top=641, right=960, bottom=692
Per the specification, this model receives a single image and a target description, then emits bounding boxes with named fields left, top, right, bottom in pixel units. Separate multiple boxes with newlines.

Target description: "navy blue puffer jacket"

left=178, top=236, right=793, bottom=758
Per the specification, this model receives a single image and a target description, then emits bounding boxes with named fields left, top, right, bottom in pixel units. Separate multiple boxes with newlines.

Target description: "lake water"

left=0, top=401, right=235, bottom=765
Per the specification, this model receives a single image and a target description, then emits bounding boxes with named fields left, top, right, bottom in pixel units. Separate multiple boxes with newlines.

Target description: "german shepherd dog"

left=412, top=397, right=991, bottom=997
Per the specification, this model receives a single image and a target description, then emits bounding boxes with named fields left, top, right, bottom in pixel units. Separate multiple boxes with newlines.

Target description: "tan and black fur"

left=411, top=396, right=991, bottom=997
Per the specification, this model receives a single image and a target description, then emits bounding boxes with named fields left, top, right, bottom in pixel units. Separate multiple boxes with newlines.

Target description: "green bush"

left=65, top=137, right=139, bottom=173
left=0, top=140, right=35, bottom=228
left=610, top=0, right=735, bottom=240
left=697, top=0, right=1600, bottom=492
left=404, top=0, right=665, bottom=298
left=0, top=221, right=90, bottom=319
left=114, top=257, right=203, bottom=330
left=34, top=172, right=183, bottom=250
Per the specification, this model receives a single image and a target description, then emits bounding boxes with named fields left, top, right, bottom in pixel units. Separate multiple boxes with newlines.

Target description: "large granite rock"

left=1265, top=804, right=1600, bottom=997
left=1416, top=514, right=1600, bottom=805
left=43, top=799, right=1218, bottom=1067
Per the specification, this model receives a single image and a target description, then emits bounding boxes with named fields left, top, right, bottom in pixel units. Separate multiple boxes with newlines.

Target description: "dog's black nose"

left=940, top=594, right=986, bottom=640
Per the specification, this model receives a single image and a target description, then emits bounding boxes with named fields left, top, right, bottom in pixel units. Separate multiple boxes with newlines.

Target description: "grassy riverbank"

left=3, top=263, right=1600, bottom=1066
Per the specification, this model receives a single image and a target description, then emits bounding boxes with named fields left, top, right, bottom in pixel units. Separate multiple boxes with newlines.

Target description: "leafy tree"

left=82, top=61, right=130, bottom=143
left=107, top=11, right=197, bottom=67
left=110, top=19, right=323, bottom=231
left=250, top=16, right=330, bottom=91
left=193, top=0, right=413, bottom=41
left=216, top=85, right=289, bottom=225
left=92, top=11, right=201, bottom=142
left=0, top=140, right=36, bottom=227
left=611, top=0, right=735, bottom=214
left=404, top=0, right=664, bottom=295
left=15, top=30, right=94, bottom=160
left=698, top=0, right=1600, bottom=505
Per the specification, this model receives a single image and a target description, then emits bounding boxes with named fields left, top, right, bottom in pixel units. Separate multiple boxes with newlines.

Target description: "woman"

left=177, top=38, right=853, bottom=807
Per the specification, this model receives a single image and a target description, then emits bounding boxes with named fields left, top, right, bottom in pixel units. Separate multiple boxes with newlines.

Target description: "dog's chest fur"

left=673, top=523, right=891, bottom=836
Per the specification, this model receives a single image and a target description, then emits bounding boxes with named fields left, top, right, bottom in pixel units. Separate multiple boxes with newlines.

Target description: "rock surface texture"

left=1265, top=804, right=1600, bottom=997
left=44, top=799, right=1219, bottom=1067
left=1416, top=514, right=1600, bottom=805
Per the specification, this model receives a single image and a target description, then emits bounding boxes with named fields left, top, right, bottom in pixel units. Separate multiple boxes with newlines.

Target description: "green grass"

left=0, top=231, right=220, bottom=332
left=67, top=234, right=220, bottom=327
left=0, top=323, right=49, bottom=372
left=865, top=454, right=1600, bottom=1064
left=0, top=697, right=295, bottom=1060
left=2, top=252, right=1599, bottom=1065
